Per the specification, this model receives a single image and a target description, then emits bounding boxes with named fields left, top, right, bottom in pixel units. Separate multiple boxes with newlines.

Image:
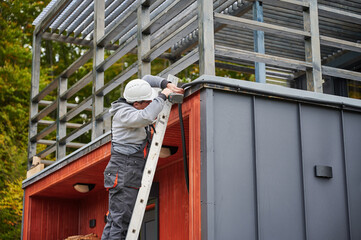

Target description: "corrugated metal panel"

left=50, top=0, right=81, bottom=31
left=32, top=0, right=59, bottom=26
left=65, top=0, right=93, bottom=36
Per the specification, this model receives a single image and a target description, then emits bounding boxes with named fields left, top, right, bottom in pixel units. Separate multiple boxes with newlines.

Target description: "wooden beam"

left=56, top=77, right=68, bottom=159
left=142, top=16, right=198, bottom=62
left=38, top=143, right=56, bottom=159
left=318, top=4, right=361, bottom=25
left=96, top=37, right=137, bottom=72
left=39, top=120, right=82, bottom=128
left=26, top=163, right=45, bottom=178
left=170, top=1, right=253, bottom=59
left=215, top=45, right=312, bottom=70
left=30, top=122, right=56, bottom=143
left=215, top=62, right=295, bottom=80
left=137, top=1, right=151, bottom=77
left=32, top=49, right=93, bottom=103
left=159, top=48, right=199, bottom=78
left=31, top=100, right=57, bottom=123
left=214, top=12, right=310, bottom=40
left=91, top=0, right=105, bottom=140
left=303, top=0, right=323, bottom=93
left=39, top=100, right=92, bottom=111
left=28, top=34, right=41, bottom=166
left=61, top=96, right=92, bottom=122
left=96, top=63, right=138, bottom=97
left=255, top=0, right=309, bottom=11
left=59, top=122, right=92, bottom=145
left=60, top=72, right=92, bottom=101
left=322, top=66, right=361, bottom=82
left=95, top=108, right=111, bottom=122
left=198, top=0, right=215, bottom=75
left=42, top=32, right=119, bottom=50
left=38, top=139, right=86, bottom=148
left=320, top=36, right=361, bottom=53
left=32, top=78, right=58, bottom=103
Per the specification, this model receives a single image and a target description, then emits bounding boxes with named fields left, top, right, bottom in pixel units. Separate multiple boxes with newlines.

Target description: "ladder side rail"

left=126, top=75, right=179, bottom=240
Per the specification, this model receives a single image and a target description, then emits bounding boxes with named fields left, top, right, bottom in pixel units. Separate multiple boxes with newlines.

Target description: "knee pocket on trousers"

left=104, top=170, right=120, bottom=189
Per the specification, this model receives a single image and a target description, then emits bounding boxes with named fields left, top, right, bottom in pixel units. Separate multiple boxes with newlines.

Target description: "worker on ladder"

left=101, top=75, right=184, bottom=240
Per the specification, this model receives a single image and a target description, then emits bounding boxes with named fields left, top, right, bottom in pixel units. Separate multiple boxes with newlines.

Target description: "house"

left=23, top=0, right=361, bottom=239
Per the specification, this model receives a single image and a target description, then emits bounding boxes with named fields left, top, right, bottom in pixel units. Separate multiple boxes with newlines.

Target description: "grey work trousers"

left=101, top=148, right=146, bottom=240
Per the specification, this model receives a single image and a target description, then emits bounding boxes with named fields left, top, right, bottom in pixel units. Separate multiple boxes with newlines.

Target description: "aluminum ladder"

left=126, top=74, right=179, bottom=240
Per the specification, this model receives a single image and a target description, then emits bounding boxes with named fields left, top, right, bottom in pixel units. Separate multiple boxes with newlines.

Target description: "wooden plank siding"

left=28, top=197, right=79, bottom=240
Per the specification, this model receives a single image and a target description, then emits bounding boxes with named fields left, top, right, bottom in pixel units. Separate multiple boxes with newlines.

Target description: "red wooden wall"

left=28, top=197, right=79, bottom=240
left=155, top=160, right=189, bottom=239
left=22, top=92, right=200, bottom=240
left=78, top=189, right=108, bottom=235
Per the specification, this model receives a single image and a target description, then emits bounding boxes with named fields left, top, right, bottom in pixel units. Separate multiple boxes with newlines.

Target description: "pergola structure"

left=28, top=0, right=361, bottom=167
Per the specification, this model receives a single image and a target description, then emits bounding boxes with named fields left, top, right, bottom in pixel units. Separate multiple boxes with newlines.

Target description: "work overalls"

left=101, top=127, right=151, bottom=240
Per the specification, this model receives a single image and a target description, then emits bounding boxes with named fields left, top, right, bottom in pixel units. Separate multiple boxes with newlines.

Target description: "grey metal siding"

left=255, top=98, right=305, bottom=240
left=343, top=111, right=361, bottom=240
left=213, top=92, right=256, bottom=240
left=301, top=105, right=349, bottom=240
left=201, top=88, right=360, bottom=240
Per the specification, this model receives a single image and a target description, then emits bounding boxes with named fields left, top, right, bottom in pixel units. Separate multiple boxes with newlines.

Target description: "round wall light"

left=73, top=183, right=95, bottom=193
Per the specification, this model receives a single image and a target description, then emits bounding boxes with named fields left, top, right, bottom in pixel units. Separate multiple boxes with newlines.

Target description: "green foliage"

left=0, top=1, right=256, bottom=239
left=0, top=62, right=30, bottom=188
left=0, top=0, right=50, bottom=238
left=0, top=179, right=24, bottom=240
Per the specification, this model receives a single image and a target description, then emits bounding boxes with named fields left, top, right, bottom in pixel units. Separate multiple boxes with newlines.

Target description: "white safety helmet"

left=123, top=79, right=158, bottom=103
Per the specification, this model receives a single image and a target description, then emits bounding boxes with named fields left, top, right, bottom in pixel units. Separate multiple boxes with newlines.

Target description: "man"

left=101, top=75, right=184, bottom=239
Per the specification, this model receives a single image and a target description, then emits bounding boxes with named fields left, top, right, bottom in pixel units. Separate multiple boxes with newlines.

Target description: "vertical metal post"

left=137, top=2, right=151, bottom=77
left=253, top=1, right=266, bottom=83
left=92, top=0, right=105, bottom=140
left=303, top=0, right=323, bottom=93
left=198, top=0, right=215, bottom=76
left=56, top=77, right=67, bottom=160
left=27, top=33, right=41, bottom=168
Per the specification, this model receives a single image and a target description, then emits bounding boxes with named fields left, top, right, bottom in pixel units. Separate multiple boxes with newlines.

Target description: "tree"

left=0, top=0, right=50, bottom=238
